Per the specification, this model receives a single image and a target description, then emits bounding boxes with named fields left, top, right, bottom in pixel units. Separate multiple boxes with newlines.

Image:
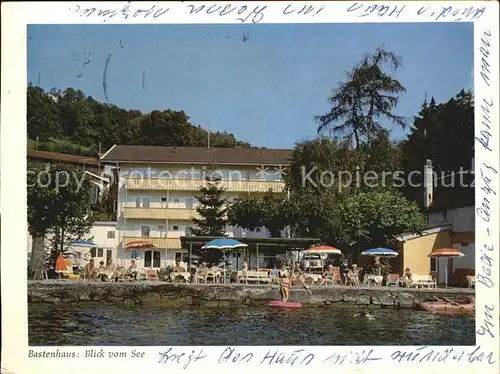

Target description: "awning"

left=124, top=240, right=155, bottom=249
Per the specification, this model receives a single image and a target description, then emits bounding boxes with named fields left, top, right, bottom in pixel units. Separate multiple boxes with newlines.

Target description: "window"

left=158, top=225, right=164, bottom=231
left=175, top=252, right=188, bottom=263
left=144, top=250, right=161, bottom=268
left=430, top=257, right=437, bottom=272
left=185, top=227, right=192, bottom=236
left=172, top=225, right=179, bottom=231
left=90, top=248, right=96, bottom=258
left=141, top=226, right=150, bottom=237
left=186, top=198, right=194, bottom=209
left=107, top=230, right=115, bottom=239
left=135, top=197, right=141, bottom=208
left=97, top=248, right=104, bottom=257
left=161, top=197, right=168, bottom=202
left=143, top=197, right=150, bottom=208
left=173, top=197, right=180, bottom=204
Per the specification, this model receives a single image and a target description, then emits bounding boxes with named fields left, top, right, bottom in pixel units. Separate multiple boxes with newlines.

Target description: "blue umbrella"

left=361, top=247, right=399, bottom=257
left=202, top=238, right=248, bottom=250
left=202, top=239, right=247, bottom=283
left=71, top=240, right=96, bottom=248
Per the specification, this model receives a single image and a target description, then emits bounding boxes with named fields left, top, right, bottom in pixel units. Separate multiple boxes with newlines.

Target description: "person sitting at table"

left=98, top=261, right=107, bottom=282
left=106, top=259, right=117, bottom=282
left=128, top=259, right=138, bottom=281
left=339, top=256, right=349, bottom=284
left=370, top=256, right=386, bottom=276
left=83, top=259, right=98, bottom=281
left=347, top=264, right=360, bottom=286
left=172, top=261, right=186, bottom=272
left=268, top=266, right=279, bottom=284
left=401, top=267, right=413, bottom=287
left=320, top=264, right=335, bottom=286
left=194, top=262, right=208, bottom=283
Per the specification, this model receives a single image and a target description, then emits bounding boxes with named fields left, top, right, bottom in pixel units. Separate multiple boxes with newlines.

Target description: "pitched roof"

left=100, top=145, right=293, bottom=166
left=27, top=149, right=99, bottom=166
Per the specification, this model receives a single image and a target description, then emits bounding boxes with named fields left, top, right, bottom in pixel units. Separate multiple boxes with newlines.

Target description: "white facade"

left=428, top=207, right=475, bottom=284
left=116, top=164, right=276, bottom=270
left=27, top=221, right=119, bottom=268
left=86, top=221, right=120, bottom=265
left=428, top=206, right=475, bottom=233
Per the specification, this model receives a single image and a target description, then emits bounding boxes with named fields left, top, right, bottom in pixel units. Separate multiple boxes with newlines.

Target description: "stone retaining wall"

left=28, top=280, right=475, bottom=309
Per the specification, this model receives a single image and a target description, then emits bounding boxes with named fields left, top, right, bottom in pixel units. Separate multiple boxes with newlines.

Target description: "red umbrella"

left=304, top=245, right=342, bottom=255
left=428, top=248, right=465, bottom=287
left=124, top=240, right=155, bottom=249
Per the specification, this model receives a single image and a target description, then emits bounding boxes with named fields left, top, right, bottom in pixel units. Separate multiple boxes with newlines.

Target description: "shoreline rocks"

left=27, top=280, right=475, bottom=309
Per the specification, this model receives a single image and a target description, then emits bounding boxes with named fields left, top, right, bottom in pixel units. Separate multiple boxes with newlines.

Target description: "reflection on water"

left=28, top=303, right=475, bottom=346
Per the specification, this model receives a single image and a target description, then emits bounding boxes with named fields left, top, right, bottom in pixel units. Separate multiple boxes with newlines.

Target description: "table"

left=171, top=271, right=191, bottom=283
left=363, top=274, right=383, bottom=286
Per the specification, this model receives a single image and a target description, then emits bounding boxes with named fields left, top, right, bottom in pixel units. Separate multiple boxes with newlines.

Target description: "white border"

left=1, top=2, right=499, bottom=374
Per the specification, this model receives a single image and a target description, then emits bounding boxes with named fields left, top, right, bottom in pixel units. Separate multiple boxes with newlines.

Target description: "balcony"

left=122, top=236, right=182, bottom=249
left=123, top=207, right=199, bottom=220
left=125, top=178, right=285, bottom=193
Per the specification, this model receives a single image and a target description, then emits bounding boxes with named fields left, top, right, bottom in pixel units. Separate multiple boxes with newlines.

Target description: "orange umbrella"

left=305, top=245, right=342, bottom=255
left=428, top=248, right=465, bottom=258
left=428, top=248, right=465, bottom=287
left=55, top=253, right=66, bottom=272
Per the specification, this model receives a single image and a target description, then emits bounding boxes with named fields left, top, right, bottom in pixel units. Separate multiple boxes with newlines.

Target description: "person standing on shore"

left=242, top=259, right=249, bottom=284
left=280, top=273, right=290, bottom=302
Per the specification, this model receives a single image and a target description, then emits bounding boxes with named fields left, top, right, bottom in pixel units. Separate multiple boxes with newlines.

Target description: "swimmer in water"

left=355, top=307, right=374, bottom=320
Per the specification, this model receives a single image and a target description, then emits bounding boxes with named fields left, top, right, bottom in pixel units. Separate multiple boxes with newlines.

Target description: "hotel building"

left=100, top=145, right=292, bottom=269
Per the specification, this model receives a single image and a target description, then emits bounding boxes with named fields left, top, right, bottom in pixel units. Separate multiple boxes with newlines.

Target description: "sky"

left=27, top=23, right=473, bottom=149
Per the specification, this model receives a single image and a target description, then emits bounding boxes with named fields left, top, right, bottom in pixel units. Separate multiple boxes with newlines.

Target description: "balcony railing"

left=125, top=178, right=285, bottom=193
left=122, top=236, right=182, bottom=249
left=123, top=207, right=199, bottom=220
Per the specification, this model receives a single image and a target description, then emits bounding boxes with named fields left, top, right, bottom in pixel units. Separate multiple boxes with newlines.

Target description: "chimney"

left=423, top=159, right=433, bottom=209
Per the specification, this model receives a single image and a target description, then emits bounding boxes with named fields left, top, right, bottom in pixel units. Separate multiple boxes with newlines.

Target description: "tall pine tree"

left=190, top=173, right=228, bottom=265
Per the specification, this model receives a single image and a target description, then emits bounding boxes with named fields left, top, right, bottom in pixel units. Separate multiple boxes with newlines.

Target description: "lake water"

left=28, top=303, right=475, bottom=346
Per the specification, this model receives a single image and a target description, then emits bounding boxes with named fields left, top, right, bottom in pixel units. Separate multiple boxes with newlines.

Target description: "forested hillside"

left=27, top=85, right=252, bottom=156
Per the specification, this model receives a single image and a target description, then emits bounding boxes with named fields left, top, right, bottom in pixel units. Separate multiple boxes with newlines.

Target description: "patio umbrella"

left=70, top=240, right=96, bottom=260
left=124, top=240, right=155, bottom=249
left=304, top=245, right=342, bottom=255
left=202, top=238, right=248, bottom=283
left=361, top=247, right=399, bottom=257
left=71, top=240, right=96, bottom=248
left=428, top=248, right=464, bottom=287
left=55, top=253, right=66, bottom=279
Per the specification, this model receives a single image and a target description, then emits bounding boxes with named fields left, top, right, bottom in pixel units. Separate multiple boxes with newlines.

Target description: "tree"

left=27, top=162, right=95, bottom=279
left=285, top=137, right=363, bottom=197
left=335, top=190, right=426, bottom=256
left=27, top=84, right=63, bottom=141
left=227, top=191, right=289, bottom=238
left=27, top=85, right=253, bottom=156
left=190, top=174, right=228, bottom=265
left=227, top=193, right=265, bottom=233
left=316, top=46, right=406, bottom=149
left=401, top=90, right=474, bottom=175
left=93, top=188, right=115, bottom=221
